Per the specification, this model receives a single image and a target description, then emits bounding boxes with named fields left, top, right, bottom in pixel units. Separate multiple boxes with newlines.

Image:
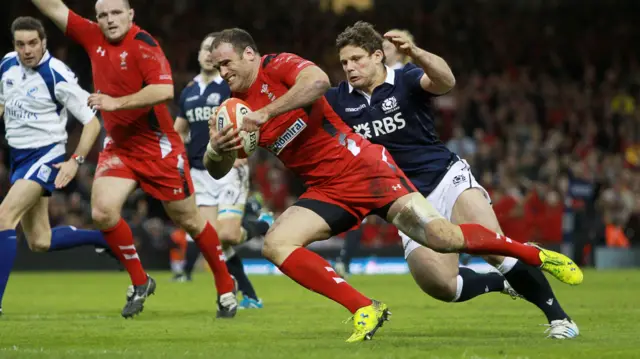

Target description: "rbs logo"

left=352, top=113, right=406, bottom=139
left=186, top=106, right=217, bottom=123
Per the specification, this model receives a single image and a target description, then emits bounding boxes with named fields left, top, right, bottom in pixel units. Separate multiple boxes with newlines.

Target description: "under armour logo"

left=392, top=184, right=401, bottom=191
left=96, top=46, right=106, bottom=56
left=173, top=188, right=183, bottom=195
left=546, top=298, right=554, bottom=305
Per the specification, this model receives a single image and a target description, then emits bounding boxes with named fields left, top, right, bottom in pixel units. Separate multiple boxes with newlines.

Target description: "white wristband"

left=206, top=143, right=223, bottom=162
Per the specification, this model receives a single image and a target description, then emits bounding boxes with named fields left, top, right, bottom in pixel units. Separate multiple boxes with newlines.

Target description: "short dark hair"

left=211, top=28, right=259, bottom=56
left=11, top=16, right=46, bottom=41
left=97, top=0, right=131, bottom=9
left=336, top=21, right=384, bottom=58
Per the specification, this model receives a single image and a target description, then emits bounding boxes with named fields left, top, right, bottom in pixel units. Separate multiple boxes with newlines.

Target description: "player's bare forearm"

left=203, top=151, right=234, bottom=180
left=413, top=48, right=456, bottom=95
left=174, top=116, right=189, bottom=143
left=0, top=104, right=4, bottom=118
left=116, top=84, right=174, bottom=110
left=261, top=66, right=330, bottom=119
left=31, top=0, right=69, bottom=32
left=73, top=117, right=101, bottom=157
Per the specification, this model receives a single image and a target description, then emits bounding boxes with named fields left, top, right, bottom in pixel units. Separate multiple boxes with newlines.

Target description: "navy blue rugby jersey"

left=325, top=63, right=457, bottom=195
left=177, top=74, right=230, bottom=169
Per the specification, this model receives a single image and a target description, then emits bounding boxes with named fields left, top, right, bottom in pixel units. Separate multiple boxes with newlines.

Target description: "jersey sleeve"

left=0, top=53, right=16, bottom=106
left=402, top=62, right=442, bottom=98
left=133, top=33, right=174, bottom=86
left=65, top=10, right=102, bottom=50
left=267, top=53, right=316, bottom=87
left=51, top=60, right=96, bottom=125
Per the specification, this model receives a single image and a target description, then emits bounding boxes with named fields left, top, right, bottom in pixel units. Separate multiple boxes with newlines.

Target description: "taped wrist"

left=206, top=143, right=223, bottom=162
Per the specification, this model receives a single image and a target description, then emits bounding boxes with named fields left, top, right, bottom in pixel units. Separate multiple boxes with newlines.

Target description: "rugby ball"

left=215, top=98, right=259, bottom=158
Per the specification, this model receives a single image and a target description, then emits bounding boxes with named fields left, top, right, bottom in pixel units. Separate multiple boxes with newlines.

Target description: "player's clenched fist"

left=240, top=109, right=269, bottom=132
left=87, top=93, right=120, bottom=112
left=383, top=30, right=418, bottom=57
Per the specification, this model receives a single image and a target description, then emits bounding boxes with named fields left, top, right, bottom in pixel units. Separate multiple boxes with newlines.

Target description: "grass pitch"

left=0, top=270, right=638, bottom=359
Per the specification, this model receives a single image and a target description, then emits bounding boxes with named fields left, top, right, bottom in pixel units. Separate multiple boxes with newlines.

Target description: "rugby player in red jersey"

left=205, top=28, right=583, bottom=342
left=31, top=0, right=237, bottom=318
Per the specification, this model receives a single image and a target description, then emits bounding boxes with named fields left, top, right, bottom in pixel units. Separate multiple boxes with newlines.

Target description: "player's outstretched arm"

left=31, top=0, right=70, bottom=32
left=261, top=66, right=330, bottom=120
left=384, top=30, right=455, bottom=95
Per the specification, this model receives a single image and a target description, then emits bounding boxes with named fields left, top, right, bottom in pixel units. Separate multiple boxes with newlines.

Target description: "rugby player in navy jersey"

left=325, top=21, right=579, bottom=339
left=174, top=32, right=273, bottom=309
left=333, top=29, right=415, bottom=278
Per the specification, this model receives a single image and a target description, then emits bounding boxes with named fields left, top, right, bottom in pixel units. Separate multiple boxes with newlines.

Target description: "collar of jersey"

left=348, top=65, right=395, bottom=94
left=19, top=50, right=51, bottom=71
left=194, top=74, right=224, bottom=87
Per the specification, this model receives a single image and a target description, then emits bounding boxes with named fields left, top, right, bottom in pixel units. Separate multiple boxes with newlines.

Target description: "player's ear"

left=372, top=49, right=385, bottom=64
left=244, top=46, right=256, bottom=61
left=128, top=8, right=135, bottom=22
left=41, top=38, right=48, bottom=52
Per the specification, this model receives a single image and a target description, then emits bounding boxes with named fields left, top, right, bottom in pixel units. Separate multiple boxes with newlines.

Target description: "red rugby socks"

left=193, top=222, right=235, bottom=294
left=278, top=248, right=372, bottom=313
left=460, top=223, right=542, bottom=266
left=102, top=219, right=147, bottom=286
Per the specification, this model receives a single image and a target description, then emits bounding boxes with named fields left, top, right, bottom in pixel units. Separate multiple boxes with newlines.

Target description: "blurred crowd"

left=3, top=0, right=640, bottom=263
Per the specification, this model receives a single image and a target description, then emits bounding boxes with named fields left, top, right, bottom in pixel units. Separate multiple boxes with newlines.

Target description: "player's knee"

left=424, top=281, right=458, bottom=302
left=178, top=216, right=203, bottom=237
left=261, top=234, right=291, bottom=262
left=91, top=205, right=119, bottom=229
left=413, top=271, right=457, bottom=302
left=26, top=233, right=52, bottom=252
left=407, top=251, right=458, bottom=301
left=166, top=204, right=203, bottom=235
left=391, top=194, right=461, bottom=252
left=217, top=222, right=242, bottom=245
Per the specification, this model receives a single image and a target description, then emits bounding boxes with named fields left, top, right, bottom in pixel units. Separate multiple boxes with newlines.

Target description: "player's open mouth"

left=227, top=75, right=235, bottom=82
left=349, top=76, right=360, bottom=83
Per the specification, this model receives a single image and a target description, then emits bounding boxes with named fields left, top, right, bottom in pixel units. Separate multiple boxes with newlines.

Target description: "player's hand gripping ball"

left=214, top=98, right=260, bottom=158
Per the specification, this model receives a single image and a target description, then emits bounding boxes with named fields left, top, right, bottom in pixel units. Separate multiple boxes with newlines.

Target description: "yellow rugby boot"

left=345, top=300, right=390, bottom=343
left=529, top=243, right=583, bottom=285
